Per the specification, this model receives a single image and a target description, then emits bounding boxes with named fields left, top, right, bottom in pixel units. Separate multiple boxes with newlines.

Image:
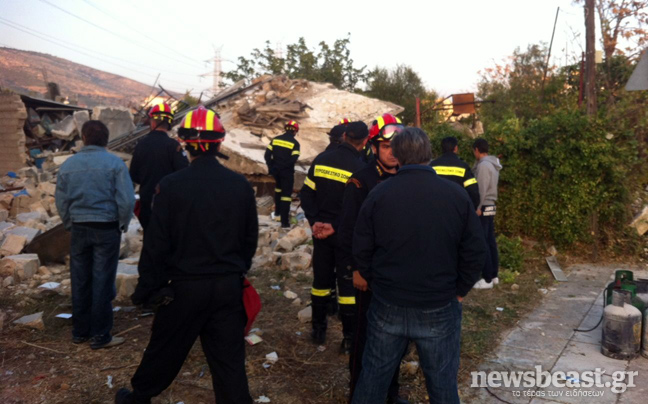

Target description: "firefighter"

left=326, top=118, right=349, bottom=151
left=339, top=114, right=409, bottom=404
left=429, top=136, right=480, bottom=209
left=264, top=121, right=301, bottom=228
left=299, top=121, right=368, bottom=351
left=129, top=102, right=189, bottom=231
left=119, top=106, right=258, bottom=404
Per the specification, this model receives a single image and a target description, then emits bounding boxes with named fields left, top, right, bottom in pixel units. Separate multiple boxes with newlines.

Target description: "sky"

left=0, top=0, right=590, bottom=98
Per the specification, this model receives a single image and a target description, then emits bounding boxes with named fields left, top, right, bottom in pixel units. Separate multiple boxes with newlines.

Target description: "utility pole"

left=212, top=47, right=223, bottom=94
left=585, top=0, right=598, bottom=261
left=584, top=0, right=597, bottom=116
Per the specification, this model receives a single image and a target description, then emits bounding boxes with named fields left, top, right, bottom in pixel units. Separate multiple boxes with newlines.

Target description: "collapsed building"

left=0, top=77, right=402, bottom=313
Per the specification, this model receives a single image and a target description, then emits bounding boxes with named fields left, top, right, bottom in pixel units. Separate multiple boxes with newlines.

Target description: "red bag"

left=242, top=278, right=261, bottom=335
left=134, top=200, right=141, bottom=219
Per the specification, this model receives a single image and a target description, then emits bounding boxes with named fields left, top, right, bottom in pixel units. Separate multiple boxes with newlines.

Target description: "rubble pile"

left=208, top=75, right=403, bottom=186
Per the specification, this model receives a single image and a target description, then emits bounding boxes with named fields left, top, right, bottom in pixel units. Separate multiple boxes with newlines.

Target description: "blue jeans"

left=352, top=297, right=462, bottom=404
left=69, top=223, right=121, bottom=344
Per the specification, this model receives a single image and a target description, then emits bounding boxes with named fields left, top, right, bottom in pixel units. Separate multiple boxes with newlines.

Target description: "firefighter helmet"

left=285, top=120, right=299, bottom=132
left=148, top=102, right=174, bottom=124
left=177, top=106, right=225, bottom=146
left=368, top=113, right=403, bottom=143
left=339, top=118, right=350, bottom=125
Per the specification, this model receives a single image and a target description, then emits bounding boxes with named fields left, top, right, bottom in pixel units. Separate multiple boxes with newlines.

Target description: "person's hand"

left=476, top=208, right=482, bottom=216
left=353, top=271, right=368, bottom=291
left=318, top=223, right=335, bottom=239
left=456, top=295, right=464, bottom=303
left=312, top=222, right=325, bottom=239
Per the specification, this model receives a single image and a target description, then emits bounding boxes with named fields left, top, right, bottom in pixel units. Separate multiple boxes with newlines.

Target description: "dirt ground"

left=0, top=246, right=621, bottom=404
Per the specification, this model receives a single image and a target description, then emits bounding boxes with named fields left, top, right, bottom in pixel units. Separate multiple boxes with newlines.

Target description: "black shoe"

left=72, top=336, right=89, bottom=344
left=386, top=395, right=410, bottom=404
left=311, top=329, right=326, bottom=345
left=115, top=388, right=133, bottom=404
left=339, top=337, right=352, bottom=355
left=91, top=336, right=125, bottom=350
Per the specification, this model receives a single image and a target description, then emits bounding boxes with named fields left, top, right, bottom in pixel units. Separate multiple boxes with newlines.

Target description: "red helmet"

left=148, top=103, right=174, bottom=123
left=339, top=118, right=350, bottom=125
left=368, top=113, right=403, bottom=143
left=285, top=120, right=299, bottom=132
left=178, top=106, right=225, bottom=146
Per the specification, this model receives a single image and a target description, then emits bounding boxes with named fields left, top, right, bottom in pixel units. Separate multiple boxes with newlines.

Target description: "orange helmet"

left=368, top=113, right=403, bottom=143
left=339, top=118, right=350, bottom=125
left=285, top=120, right=299, bottom=132
left=148, top=102, right=174, bottom=124
left=178, top=106, right=225, bottom=148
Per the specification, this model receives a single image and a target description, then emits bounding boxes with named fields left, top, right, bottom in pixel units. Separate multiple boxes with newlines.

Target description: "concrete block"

left=92, top=106, right=135, bottom=141
left=280, top=251, right=311, bottom=271
left=115, top=263, right=138, bottom=301
left=50, top=115, right=77, bottom=140
left=0, top=253, right=40, bottom=281
left=297, top=306, right=312, bottom=323
left=6, top=226, right=41, bottom=243
left=37, top=182, right=57, bottom=197
left=275, top=227, right=309, bottom=252
left=0, top=234, right=27, bottom=256
left=13, top=312, right=44, bottom=330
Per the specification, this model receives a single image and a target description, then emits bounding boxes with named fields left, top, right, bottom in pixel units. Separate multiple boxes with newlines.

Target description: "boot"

left=311, top=301, right=328, bottom=345
left=339, top=336, right=352, bottom=355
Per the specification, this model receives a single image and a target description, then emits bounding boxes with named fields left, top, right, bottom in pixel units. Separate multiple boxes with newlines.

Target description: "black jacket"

left=338, top=161, right=394, bottom=272
left=264, top=132, right=300, bottom=174
left=132, top=156, right=258, bottom=303
left=299, top=142, right=365, bottom=229
left=430, top=152, right=480, bottom=209
left=353, top=165, right=486, bottom=308
left=129, top=131, right=189, bottom=223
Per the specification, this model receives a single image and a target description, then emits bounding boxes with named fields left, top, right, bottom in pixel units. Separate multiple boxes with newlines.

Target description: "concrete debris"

left=13, top=311, right=44, bottom=330
left=283, top=290, right=298, bottom=300
left=0, top=234, right=27, bottom=256
left=3, top=276, right=14, bottom=287
left=275, top=227, right=309, bottom=252
left=115, top=263, right=138, bottom=301
left=546, top=246, right=558, bottom=256
left=297, top=306, right=312, bottom=323
left=292, top=297, right=302, bottom=306
left=280, top=252, right=311, bottom=271
left=5, top=226, right=41, bottom=244
left=72, top=110, right=89, bottom=133
left=630, top=206, right=648, bottom=236
left=0, top=253, right=40, bottom=281
left=50, top=115, right=77, bottom=140
left=92, top=106, right=135, bottom=141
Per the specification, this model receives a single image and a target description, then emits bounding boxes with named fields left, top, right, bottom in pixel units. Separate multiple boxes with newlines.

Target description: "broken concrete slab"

left=0, top=234, right=27, bottom=256
left=37, top=182, right=57, bottom=197
left=297, top=306, right=312, bottom=323
left=50, top=115, right=77, bottom=140
left=92, top=106, right=135, bottom=141
left=72, top=110, right=89, bottom=132
left=630, top=205, right=648, bottom=236
left=13, top=311, right=44, bottom=330
left=0, top=253, right=40, bottom=281
left=0, top=209, right=8, bottom=222
left=6, top=226, right=41, bottom=244
left=280, top=251, right=311, bottom=271
left=275, top=227, right=309, bottom=252
left=115, top=263, right=138, bottom=301
left=16, top=211, right=46, bottom=226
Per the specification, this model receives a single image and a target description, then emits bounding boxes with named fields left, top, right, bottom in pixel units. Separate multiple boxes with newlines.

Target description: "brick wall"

left=0, top=93, right=27, bottom=175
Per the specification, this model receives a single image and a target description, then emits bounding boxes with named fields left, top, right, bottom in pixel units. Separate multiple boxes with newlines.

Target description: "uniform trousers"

left=273, top=170, right=294, bottom=227
left=130, top=274, right=252, bottom=404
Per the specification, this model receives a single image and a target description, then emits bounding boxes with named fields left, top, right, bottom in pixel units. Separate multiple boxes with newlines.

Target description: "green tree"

left=364, top=65, right=435, bottom=125
left=223, top=36, right=367, bottom=91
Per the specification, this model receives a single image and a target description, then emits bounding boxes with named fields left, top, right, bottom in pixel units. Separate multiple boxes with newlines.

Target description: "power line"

left=0, top=17, right=201, bottom=78
left=81, top=0, right=204, bottom=64
left=0, top=20, right=199, bottom=92
left=37, top=0, right=205, bottom=70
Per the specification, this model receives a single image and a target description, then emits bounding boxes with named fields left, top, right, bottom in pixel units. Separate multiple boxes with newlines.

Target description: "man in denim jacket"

left=55, top=120, right=135, bottom=349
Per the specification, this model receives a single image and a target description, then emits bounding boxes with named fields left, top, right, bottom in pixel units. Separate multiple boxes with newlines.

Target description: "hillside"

left=0, top=47, right=155, bottom=107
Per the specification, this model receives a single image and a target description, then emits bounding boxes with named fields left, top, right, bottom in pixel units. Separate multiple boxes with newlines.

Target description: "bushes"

left=482, top=109, right=633, bottom=247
